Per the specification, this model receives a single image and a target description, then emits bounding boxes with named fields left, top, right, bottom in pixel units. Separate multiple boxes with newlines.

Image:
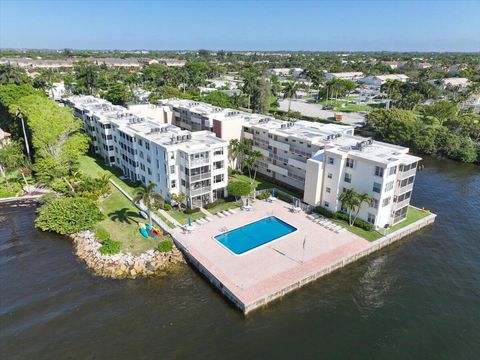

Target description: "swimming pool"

left=214, top=216, right=297, bottom=255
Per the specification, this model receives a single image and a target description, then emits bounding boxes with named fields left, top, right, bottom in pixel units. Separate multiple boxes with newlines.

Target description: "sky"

left=0, top=0, right=479, bottom=52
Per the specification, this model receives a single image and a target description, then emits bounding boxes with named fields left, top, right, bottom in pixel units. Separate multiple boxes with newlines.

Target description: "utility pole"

left=16, top=109, right=32, bottom=163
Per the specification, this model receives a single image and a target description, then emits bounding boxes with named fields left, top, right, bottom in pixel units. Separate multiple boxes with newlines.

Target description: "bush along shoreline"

left=70, top=230, right=185, bottom=279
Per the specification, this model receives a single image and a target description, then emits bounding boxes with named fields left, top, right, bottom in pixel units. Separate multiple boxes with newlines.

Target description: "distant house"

left=427, top=77, right=470, bottom=89
left=0, top=128, right=12, bottom=148
left=362, top=74, right=409, bottom=87
left=157, top=59, right=186, bottom=67
left=268, top=68, right=304, bottom=78
left=380, top=61, right=408, bottom=70
left=460, top=94, right=480, bottom=114
left=414, top=62, right=432, bottom=70
left=325, top=72, right=364, bottom=82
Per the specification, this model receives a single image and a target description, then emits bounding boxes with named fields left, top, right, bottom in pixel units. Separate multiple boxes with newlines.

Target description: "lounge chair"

left=217, top=212, right=225, bottom=218
left=206, top=216, right=213, bottom=222
left=308, top=213, right=320, bottom=221
left=226, top=209, right=235, bottom=215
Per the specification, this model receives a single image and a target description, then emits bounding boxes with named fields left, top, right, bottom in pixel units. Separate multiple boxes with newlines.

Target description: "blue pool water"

left=214, top=216, right=297, bottom=254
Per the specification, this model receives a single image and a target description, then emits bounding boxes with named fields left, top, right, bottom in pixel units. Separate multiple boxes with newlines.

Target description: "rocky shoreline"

left=70, top=231, right=185, bottom=279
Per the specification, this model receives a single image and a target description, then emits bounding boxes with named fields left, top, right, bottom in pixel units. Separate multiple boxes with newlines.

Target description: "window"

left=371, top=198, right=379, bottom=209
left=328, top=157, right=334, bottom=165
left=324, top=201, right=329, bottom=208
left=375, top=166, right=384, bottom=177
left=138, top=139, right=143, bottom=146
left=389, top=166, right=397, bottom=176
left=214, top=148, right=223, bottom=156
left=327, top=173, right=333, bottom=179
left=345, top=158, right=354, bottom=168
left=383, top=197, right=391, bottom=207
left=181, top=179, right=186, bottom=186
left=326, top=187, right=331, bottom=193
left=109, top=156, right=115, bottom=163
left=147, top=168, right=152, bottom=176
left=170, top=152, right=175, bottom=160
left=367, top=213, right=376, bottom=224
left=170, top=180, right=176, bottom=189
left=373, top=182, right=382, bottom=193
left=214, top=161, right=223, bottom=170
left=385, top=181, right=394, bottom=191
left=344, top=173, right=352, bottom=183
left=170, top=165, right=175, bottom=174
left=214, top=174, right=224, bottom=183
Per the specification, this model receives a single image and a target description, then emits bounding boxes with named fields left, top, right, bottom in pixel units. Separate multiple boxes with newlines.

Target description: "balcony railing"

left=189, top=186, right=211, bottom=196
left=188, top=172, right=211, bottom=183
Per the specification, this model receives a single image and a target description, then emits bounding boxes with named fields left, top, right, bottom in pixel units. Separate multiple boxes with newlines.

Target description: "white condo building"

left=66, top=96, right=421, bottom=228
left=158, top=99, right=421, bottom=228
left=66, top=96, right=229, bottom=208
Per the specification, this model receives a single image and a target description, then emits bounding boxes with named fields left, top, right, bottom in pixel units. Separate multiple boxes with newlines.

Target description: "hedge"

left=314, top=207, right=374, bottom=231
left=205, top=198, right=226, bottom=209
left=184, top=207, right=200, bottom=214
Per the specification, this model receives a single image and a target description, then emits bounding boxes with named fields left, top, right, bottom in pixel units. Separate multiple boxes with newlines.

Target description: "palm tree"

left=229, top=138, right=240, bottom=169
left=133, top=182, right=163, bottom=225
left=244, top=150, right=264, bottom=188
left=339, top=189, right=372, bottom=226
left=283, top=81, right=298, bottom=116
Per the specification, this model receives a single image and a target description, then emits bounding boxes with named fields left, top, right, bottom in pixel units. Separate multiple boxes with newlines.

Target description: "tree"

left=227, top=181, right=252, bottom=200
left=35, top=197, right=104, bottom=235
left=283, top=81, right=298, bottom=115
left=420, top=100, right=458, bottom=125
left=169, top=192, right=187, bottom=210
left=0, top=64, right=30, bottom=85
left=0, top=141, right=26, bottom=186
left=339, top=189, right=372, bottom=226
left=133, top=182, right=163, bottom=224
left=74, top=62, right=98, bottom=95
left=366, top=109, right=421, bottom=146
left=104, top=82, right=131, bottom=105
left=244, top=150, right=264, bottom=188
left=250, top=78, right=271, bottom=114
left=202, top=91, right=234, bottom=108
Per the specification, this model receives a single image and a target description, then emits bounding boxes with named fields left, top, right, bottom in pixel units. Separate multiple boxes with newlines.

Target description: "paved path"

left=278, top=99, right=366, bottom=126
left=158, top=209, right=181, bottom=227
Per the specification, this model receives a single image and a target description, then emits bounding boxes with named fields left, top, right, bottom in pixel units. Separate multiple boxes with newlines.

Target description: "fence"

left=254, top=188, right=313, bottom=212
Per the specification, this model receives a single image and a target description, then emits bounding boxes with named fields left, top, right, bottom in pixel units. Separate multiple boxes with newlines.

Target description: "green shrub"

left=95, top=228, right=111, bottom=242
left=0, top=182, right=23, bottom=198
left=256, top=191, right=270, bottom=200
left=335, top=212, right=374, bottom=231
left=184, top=207, right=200, bottom=214
left=35, top=197, right=105, bottom=235
left=162, top=203, right=172, bottom=211
left=38, top=192, right=58, bottom=205
left=158, top=239, right=174, bottom=252
left=99, top=238, right=121, bottom=255
left=314, top=206, right=336, bottom=218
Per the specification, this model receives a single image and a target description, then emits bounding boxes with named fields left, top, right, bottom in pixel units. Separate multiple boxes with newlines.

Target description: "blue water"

left=215, top=216, right=297, bottom=254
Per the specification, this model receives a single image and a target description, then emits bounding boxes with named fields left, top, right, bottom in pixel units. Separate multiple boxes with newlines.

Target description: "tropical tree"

left=283, top=81, right=298, bottom=115
left=244, top=150, right=264, bottom=188
left=227, top=181, right=252, bottom=200
left=133, top=182, right=164, bottom=224
left=339, top=189, right=372, bottom=226
left=0, top=140, right=26, bottom=186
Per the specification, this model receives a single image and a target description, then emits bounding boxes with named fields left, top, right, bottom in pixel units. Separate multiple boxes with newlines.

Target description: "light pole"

left=16, top=109, right=32, bottom=163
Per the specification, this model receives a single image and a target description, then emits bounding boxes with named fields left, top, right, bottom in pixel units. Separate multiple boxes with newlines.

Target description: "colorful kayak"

left=139, top=227, right=149, bottom=238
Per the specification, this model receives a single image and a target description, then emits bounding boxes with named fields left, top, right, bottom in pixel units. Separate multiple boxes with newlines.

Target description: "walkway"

left=157, top=209, right=181, bottom=227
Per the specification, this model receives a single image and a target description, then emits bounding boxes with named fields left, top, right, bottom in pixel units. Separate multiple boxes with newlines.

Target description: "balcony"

left=189, top=186, right=211, bottom=196
left=268, top=138, right=290, bottom=152
left=397, top=167, right=417, bottom=179
left=393, top=197, right=411, bottom=210
left=189, top=172, right=211, bottom=183
left=395, top=181, right=414, bottom=194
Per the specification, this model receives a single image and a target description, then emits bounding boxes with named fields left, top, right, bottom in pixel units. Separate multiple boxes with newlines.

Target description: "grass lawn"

left=317, top=99, right=371, bottom=113
left=166, top=208, right=205, bottom=225
left=334, top=206, right=431, bottom=242
left=206, top=200, right=243, bottom=214
left=153, top=210, right=176, bottom=229
left=97, top=186, right=160, bottom=255
left=229, top=174, right=302, bottom=197
left=78, top=155, right=138, bottom=197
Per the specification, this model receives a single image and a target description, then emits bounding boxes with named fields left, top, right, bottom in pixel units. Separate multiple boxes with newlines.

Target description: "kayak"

left=139, top=227, right=149, bottom=238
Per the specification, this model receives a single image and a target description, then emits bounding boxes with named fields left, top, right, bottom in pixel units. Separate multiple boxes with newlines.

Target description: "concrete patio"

left=171, top=199, right=371, bottom=313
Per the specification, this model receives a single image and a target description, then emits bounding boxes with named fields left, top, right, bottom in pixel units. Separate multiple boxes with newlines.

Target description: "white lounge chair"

left=226, top=209, right=235, bottom=215
left=217, top=212, right=225, bottom=218
left=206, top=217, right=213, bottom=222
left=307, top=213, right=319, bottom=221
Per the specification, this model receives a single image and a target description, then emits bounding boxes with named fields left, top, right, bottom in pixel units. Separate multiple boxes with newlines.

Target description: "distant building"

left=380, top=61, right=408, bottom=70
left=414, top=62, right=432, bottom=70
left=428, top=77, right=470, bottom=89
left=157, top=59, right=187, bottom=67
left=268, top=68, right=304, bottom=78
left=362, top=74, right=409, bottom=87
left=325, top=72, right=364, bottom=82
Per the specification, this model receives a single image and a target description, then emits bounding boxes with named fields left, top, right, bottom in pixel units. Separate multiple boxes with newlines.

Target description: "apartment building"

left=66, top=96, right=229, bottom=208
left=158, top=99, right=421, bottom=228
left=324, top=72, right=364, bottom=82
left=303, top=137, right=421, bottom=228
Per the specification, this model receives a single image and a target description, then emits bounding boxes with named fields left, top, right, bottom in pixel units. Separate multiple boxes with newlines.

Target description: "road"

left=278, top=99, right=366, bottom=126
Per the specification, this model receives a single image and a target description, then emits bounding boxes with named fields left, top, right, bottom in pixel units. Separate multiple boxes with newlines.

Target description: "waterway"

left=1, top=157, right=479, bottom=359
